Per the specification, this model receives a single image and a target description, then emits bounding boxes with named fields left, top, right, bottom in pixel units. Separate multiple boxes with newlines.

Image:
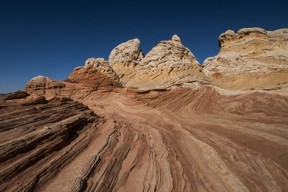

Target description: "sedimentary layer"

left=2, top=85, right=288, bottom=191
left=1, top=27, right=288, bottom=192
left=203, top=27, right=288, bottom=90
left=109, top=35, right=206, bottom=89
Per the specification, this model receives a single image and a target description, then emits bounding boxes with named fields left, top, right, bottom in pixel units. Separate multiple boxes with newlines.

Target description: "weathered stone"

left=203, top=27, right=288, bottom=90
left=68, top=57, right=120, bottom=87
left=126, top=35, right=206, bottom=89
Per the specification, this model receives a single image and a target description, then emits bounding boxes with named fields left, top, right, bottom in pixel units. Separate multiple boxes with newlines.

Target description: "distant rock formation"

left=129, top=34, right=205, bottom=88
left=26, top=27, right=288, bottom=93
left=109, top=35, right=206, bottom=89
left=203, top=27, right=288, bottom=90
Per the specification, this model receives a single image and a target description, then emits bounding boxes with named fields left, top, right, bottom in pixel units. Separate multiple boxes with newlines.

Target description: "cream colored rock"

left=108, top=39, right=144, bottom=84
left=109, top=38, right=144, bottom=63
left=126, top=35, right=206, bottom=89
left=172, top=34, right=181, bottom=42
left=203, top=27, right=288, bottom=90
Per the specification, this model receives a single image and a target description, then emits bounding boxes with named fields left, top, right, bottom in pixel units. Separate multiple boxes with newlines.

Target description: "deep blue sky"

left=1, top=0, right=287, bottom=93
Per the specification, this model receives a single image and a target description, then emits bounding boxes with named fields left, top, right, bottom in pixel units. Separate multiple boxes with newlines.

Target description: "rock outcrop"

left=25, top=58, right=121, bottom=100
left=68, top=57, right=120, bottom=87
left=128, top=35, right=205, bottom=88
left=109, top=35, right=206, bottom=89
left=0, top=96, right=101, bottom=191
left=2, top=27, right=288, bottom=192
left=25, top=76, right=65, bottom=97
left=109, top=38, right=144, bottom=63
left=203, top=27, right=288, bottom=90
left=1, top=86, right=288, bottom=191
left=4, top=91, right=29, bottom=100
left=108, top=38, right=144, bottom=84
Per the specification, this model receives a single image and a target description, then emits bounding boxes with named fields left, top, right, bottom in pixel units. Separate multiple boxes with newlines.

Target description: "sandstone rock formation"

left=0, top=96, right=100, bottom=191
left=1, top=86, right=288, bottom=191
left=1, top=27, right=288, bottom=192
left=68, top=57, right=120, bottom=88
left=203, top=27, right=288, bottom=90
left=129, top=35, right=206, bottom=88
left=26, top=76, right=65, bottom=97
left=109, top=35, right=206, bottom=89
left=25, top=58, right=121, bottom=100
left=4, top=91, right=29, bottom=100
left=108, top=38, right=144, bottom=84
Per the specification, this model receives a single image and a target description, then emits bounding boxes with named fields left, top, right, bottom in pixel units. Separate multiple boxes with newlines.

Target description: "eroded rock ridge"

left=1, top=27, right=288, bottom=192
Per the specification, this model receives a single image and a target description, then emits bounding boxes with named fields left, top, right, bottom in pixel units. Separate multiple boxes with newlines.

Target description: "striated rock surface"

left=1, top=86, right=288, bottom=191
left=67, top=58, right=121, bottom=88
left=2, top=27, right=288, bottom=192
left=203, top=27, right=288, bottom=90
left=4, top=91, right=29, bottom=100
left=0, top=97, right=101, bottom=191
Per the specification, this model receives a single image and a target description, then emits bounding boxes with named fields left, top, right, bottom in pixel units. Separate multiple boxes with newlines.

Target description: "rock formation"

left=1, top=86, right=288, bottom=191
left=4, top=91, right=29, bottom=100
left=68, top=57, right=120, bottom=88
left=1, top=27, right=288, bottom=192
left=128, top=35, right=206, bottom=88
left=203, top=27, right=288, bottom=90
left=0, top=96, right=101, bottom=191
left=109, top=35, right=206, bottom=89
left=108, top=38, right=144, bottom=84
left=26, top=76, right=66, bottom=97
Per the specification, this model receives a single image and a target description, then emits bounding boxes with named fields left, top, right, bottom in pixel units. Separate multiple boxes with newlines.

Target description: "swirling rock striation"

left=1, top=27, right=288, bottom=192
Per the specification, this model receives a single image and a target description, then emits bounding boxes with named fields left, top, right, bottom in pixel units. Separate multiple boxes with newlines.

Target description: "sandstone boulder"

left=203, top=27, right=288, bottom=90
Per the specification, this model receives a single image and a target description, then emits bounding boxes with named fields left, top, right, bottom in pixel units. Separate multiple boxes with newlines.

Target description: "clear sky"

left=1, top=0, right=287, bottom=93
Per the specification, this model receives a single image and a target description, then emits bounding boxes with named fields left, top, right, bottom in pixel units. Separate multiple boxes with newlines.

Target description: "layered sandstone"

left=0, top=96, right=101, bottom=192
left=1, top=86, right=288, bottom=191
left=128, top=35, right=206, bottom=88
left=26, top=58, right=121, bottom=100
left=109, top=35, right=206, bottom=89
left=203, top=27, right=288, bottom=90
left=1, top=27, right=288, bottom=192
left=67, top=57, right=120, bottom=87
